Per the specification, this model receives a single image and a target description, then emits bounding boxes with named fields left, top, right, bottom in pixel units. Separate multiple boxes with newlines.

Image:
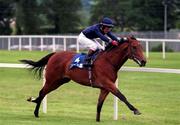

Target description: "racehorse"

left=20, top=36, right=146, bottom=122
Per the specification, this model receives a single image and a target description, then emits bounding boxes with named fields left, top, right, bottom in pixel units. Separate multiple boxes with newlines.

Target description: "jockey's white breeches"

left=77, top=32, right=104, bottom=51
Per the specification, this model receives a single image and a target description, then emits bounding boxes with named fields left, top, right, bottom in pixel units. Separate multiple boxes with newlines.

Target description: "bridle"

left=127, top=38, right=143, bottom=65
left=128, top=41, right=135, bottom=59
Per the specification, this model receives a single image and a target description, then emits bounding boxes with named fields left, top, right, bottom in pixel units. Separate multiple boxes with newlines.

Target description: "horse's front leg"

left=104, top=81, right=141, bottom=115
left=96, top=89, right=109, bottom=122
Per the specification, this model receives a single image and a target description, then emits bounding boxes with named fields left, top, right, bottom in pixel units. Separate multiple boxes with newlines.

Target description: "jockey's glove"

left=111, top=40, right=118, bottom=46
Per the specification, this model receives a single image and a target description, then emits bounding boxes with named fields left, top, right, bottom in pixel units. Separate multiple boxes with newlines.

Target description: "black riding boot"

left=83, top=49, right=95, bottom=67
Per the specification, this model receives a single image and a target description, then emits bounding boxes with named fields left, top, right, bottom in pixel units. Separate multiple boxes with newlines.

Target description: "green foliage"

left=0, top=0, right=82, bottom=34
left=90, top=0, right=179, bottom=31
left=0, top=0, right=179, bottom=34
left=128, top=0, right=163, bottom=31
left=0, top=0, right=14, bottom=34
left=90, top=0, right=130, bottom=31
left=41, top=0, right=82, bottom=34
left=15, top=0, right=41, bottom=34
left=174, top=0, right=180, bottom=29
left=129, top=0, right=178, bottom=31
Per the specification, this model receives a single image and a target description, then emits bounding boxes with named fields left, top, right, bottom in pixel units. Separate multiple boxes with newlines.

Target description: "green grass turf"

left=0, top=50, right=49, bottom=63
left=0, top=50, right=180, bottom=125
left=0, top=69, right=179, bottom=125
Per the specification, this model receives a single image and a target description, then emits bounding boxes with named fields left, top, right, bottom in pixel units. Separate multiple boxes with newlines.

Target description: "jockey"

left=77, top=17, right=123, bottom=66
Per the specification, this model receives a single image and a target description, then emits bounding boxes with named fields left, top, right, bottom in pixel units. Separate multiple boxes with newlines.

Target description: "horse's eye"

left=124, top=47, right=128, bottom=51
left=133, top=46, right=136, bottom=49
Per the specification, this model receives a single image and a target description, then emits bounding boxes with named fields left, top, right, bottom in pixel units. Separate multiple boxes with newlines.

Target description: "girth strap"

left=88, top=67, right=93, bottom=87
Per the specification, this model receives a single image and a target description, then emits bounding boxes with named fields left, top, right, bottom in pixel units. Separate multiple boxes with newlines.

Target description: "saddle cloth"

left=69, top=52, right=100, bottom=69
left=70, top=53, right=87, bottom=69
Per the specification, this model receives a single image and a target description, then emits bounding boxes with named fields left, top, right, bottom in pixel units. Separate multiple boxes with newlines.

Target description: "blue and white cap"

left=100, top=17, right=114, bottom=27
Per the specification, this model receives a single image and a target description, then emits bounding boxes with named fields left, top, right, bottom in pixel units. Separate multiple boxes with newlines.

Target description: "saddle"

left=69, top=43, right=115, bottom=69
left=69, top=50, right=100, bottom=69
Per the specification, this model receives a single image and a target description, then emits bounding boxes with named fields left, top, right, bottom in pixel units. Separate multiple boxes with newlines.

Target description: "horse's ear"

left=130, top=35, right=136, bottom=40
left=118, top=37, right=128, bottom=43
left=122, top=37, right=128, bottom=42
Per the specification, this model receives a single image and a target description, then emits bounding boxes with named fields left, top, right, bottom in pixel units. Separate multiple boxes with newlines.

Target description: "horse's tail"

left=20, top=52, right=55, bottom=79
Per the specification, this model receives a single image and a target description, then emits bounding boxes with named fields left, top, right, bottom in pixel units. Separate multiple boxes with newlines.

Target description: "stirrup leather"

left=84, top=56, right=93, bottom=67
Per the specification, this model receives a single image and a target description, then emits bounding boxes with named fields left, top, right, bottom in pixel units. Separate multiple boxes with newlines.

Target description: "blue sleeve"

left=95, top=29, right=110, bottom=43
left=107, top=32, right=119, bottom=41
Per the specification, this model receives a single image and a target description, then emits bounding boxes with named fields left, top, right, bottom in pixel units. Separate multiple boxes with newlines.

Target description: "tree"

left=0, top=0, right=14, bottom=35
left=174, top=0, right=180, bottom=28
left=128, top=0, right=178, bottom=31
left=90, top=0, right=179, bottom=31
left=90, top=0, right=131, bottom=31
left=42, top=0, right=82, bottom=34
left=15, top=0, right=41, bottom=34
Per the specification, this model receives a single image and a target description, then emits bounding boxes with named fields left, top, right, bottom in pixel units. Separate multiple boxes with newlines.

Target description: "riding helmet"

left=100, top=17, right=114, bottom=28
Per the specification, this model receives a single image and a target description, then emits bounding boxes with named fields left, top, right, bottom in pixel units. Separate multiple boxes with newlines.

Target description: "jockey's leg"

left=83, top=39, right=99, bottom=67
left=84, top=49, right=96, bottom=67
left=77, top=32, right=100, bottom=67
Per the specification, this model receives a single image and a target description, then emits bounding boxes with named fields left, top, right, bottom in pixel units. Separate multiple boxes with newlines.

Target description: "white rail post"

left=52, top=37, right=56, bottom=52
left=145, top=41, right=149, bottom=58
left=114, top=79, right=119, bottom=120
left=8, top=37, right=11, bottom=51
left=63, top=37, right=67, bottom=51
left=42, top=67, right=47, bottom=113
left=29, top=37, right=32, bottom=51
left=162, top=41, right=166, bottom=59
left=41, top=37, right=43, bottom=51
left=76, top=39, right=79, bottom=53
left=19, top=37, right=22, bottom=51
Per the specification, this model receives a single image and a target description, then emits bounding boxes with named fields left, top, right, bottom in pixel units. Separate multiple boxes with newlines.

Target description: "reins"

left=127, top=38, right=143, bottom=64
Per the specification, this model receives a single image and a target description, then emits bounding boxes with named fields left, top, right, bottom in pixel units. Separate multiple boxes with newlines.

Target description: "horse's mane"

left=104, top=39, right=127, bottom=52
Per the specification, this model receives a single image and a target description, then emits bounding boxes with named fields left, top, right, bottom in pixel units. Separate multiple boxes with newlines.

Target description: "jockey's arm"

left=95, top=30, right=110, bottom=43
left=107, top=32, right=119, bottom=42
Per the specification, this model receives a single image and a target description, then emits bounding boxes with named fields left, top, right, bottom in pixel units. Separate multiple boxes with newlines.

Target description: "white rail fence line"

left=1, top=63, right=180, bottom=119
left=1, top=35, right=180, bottom=59
left=0, top=35, right=79, bottom=53
left=137, top=38, right=180, bottom=59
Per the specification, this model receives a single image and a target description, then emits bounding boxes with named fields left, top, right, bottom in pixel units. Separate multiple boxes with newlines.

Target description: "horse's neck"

left=103, top=45, right=128, bottom=71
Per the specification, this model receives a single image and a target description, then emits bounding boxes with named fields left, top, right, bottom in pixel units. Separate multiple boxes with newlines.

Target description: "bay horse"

left=20, top=36, right=146, bottom=122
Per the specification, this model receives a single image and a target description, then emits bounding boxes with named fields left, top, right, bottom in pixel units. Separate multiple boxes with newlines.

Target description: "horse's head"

left=124, top=36, right=146, bottom=67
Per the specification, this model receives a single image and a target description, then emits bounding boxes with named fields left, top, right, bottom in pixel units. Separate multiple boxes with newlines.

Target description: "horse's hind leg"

left=28, top=77, right=70, bottom=117
left=96, top=89, right=109, bottom=122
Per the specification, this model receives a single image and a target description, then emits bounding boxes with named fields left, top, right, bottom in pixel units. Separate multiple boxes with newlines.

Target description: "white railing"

left=0, top=35, right=79, bottom=52
left=0, top=35, right=180, bottom=59
left=1, top=63, right=180, bottom=120
left=137, top=38, right=180, bottom=59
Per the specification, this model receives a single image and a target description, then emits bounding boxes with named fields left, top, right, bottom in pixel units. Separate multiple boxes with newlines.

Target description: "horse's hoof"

left=27, top=97, right=35, bottom=102
left=134, top=110, right=141, bottom=115
left=34, top=112, right=39, bottom=118
left=96, top=119, right=100, bottom=122
left=35, top=115, right=39, bottom=118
